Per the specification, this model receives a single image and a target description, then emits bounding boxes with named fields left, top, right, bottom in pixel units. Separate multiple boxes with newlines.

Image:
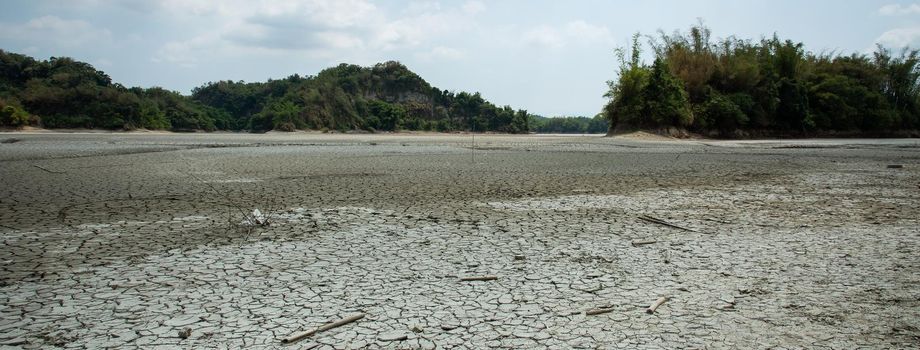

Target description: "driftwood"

left=585, top=307, right=615, bottom=316
left=887, top=164, right=904, bottom=169
left=646, top=296, right=669, bottom=314
left=282, top=313, right=365, bottom=344
left=460, top=275, right=497, bottom=281
left=638, top=215, right=697, bottom=232
left=631, top=239, right=657, bottom=247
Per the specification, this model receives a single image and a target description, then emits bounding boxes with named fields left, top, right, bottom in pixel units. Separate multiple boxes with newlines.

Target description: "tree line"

left=604, top=22, right=920, bottom=137
left=530, top=115, right=607, bottom=134
left=7, top=21, right=915, bottom=139
left=0, top=51, right=531, bottom=133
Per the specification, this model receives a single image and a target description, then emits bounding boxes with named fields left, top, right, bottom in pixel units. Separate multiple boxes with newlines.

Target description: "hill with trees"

left=603, top=22, right=920, bottom=137
left=0, top=50, right=530, bottom=133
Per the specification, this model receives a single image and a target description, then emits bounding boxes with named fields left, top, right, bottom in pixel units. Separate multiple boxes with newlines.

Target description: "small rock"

left=178, top=328, right=192, bottom=339
left=513, top=255, right=526, bottom=261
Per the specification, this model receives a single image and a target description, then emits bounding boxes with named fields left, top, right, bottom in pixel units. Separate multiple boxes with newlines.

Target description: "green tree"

left=642, top=57, right=693, bottom=127
left=604, top=33, right=650, bottom=131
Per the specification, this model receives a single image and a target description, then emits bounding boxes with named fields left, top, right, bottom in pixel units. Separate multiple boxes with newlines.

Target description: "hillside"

left=0, top=50, right=531, bottom=133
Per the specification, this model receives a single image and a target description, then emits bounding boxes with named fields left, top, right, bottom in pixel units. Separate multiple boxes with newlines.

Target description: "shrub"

left=275, top=122, right=296, bottom=131
left=697, top=93, right=748, bottom=132
left=1, top=104, right=32, bottom=127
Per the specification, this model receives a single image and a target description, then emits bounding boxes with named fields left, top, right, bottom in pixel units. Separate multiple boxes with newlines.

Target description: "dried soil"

left=0, top=133, right=918, bottom=348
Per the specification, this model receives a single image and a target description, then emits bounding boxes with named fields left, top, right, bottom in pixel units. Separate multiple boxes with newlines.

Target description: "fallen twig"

left=646, top=296, right=669, bottom=314
left=703, top=217, right=732, bottom=224
left=631, top=239, right=657, bottom=247
left=585, top=307, right=616, bottom=316
left=638, top=215, right=697, bottom=232
left=282, top=313, right=365, bottom=344
left=33, top=164, right=65, bottom=174
left=460, top=275, right=497, bottom=281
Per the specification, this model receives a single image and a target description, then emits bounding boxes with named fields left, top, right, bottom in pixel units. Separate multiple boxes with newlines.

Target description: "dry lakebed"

left=0, top=132, right=918, bottom=349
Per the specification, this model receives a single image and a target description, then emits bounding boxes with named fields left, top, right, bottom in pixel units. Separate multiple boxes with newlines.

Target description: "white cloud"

left=875, top=26, right=920, bottom=48
left=376, top=12, right=471, bottom=50
left=522, top=25, right=566, bottom=49
left=0, top=15, right=112, bottom=49
left=564, top=20, right=615, bottom=46
left=879, top=3, right=920, bottom=16
left=150, top=0, right=479, bottom=66
left=462, top=0, right=486, bottom=15
left=153, top=32, right=222, bottom=65
left=405, top=1, right=441, bottom=14
left=522, top=20, right=614, bottom=50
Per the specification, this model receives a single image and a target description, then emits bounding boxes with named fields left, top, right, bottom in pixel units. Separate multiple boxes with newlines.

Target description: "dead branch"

left=638, top=215, right=697, bottom=232
left=282, top=313, right=365, bottom=344
left=703, top=217, right=732, bottom=224
left=631, top=239, right=657, bottom=247
left=33, top=164, right=65, bottom=174
left=585, top=307, right=616, bottom=315
left=460, top=275, right=497, bottom=281
left=646, top=296, right=669, bottom=314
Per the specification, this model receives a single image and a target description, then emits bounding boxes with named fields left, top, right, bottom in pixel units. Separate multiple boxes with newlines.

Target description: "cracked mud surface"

left=1, top=133, right=919, bottom=349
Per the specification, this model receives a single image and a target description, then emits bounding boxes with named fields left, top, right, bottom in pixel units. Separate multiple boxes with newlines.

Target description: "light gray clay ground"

left=0, top=132, right=918, bottom=349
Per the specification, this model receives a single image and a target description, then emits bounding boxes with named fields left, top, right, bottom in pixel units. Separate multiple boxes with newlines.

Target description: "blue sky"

left=0, top=0, right=913, bottom=117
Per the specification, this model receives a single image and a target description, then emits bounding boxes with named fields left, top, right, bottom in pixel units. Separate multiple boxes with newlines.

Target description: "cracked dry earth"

left=0, top=133, right=919, bottom=349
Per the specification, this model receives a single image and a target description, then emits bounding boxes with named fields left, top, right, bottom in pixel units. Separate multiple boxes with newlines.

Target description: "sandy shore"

left=0, top=133, right=918, bottom=348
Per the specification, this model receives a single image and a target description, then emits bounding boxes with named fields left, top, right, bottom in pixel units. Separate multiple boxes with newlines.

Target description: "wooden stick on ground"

left=638, top=215, right=697, bottom=232
left=282, top=313, right=365, bottom=344
left=646, top=297, right=669, bottom=314
left=631, top=239, right=657, bottom=247
left=460, top=275, right=497, bottom=281
left=33, top=164, right=65, bottom=174
left=585, top=307, right=616, bottom=316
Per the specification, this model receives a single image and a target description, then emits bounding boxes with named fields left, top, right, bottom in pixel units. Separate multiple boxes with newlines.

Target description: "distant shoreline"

left=0, top=127, right=606, bottom=136
left=3, top=127, right=919, bottom=142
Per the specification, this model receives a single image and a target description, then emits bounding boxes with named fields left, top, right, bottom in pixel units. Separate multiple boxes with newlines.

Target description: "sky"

left=0, top=0, right=913, bottom=117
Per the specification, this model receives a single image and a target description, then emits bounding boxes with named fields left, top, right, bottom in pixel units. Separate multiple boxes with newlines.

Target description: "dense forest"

left=604, top=22, right=920, bottom=137
left=0, top=50, right=530, bottom=133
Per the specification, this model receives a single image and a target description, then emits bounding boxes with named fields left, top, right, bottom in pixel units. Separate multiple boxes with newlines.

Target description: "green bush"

left=1, top=104, right=32, bottom=127
left=697, top=93, right=748, bottom=132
